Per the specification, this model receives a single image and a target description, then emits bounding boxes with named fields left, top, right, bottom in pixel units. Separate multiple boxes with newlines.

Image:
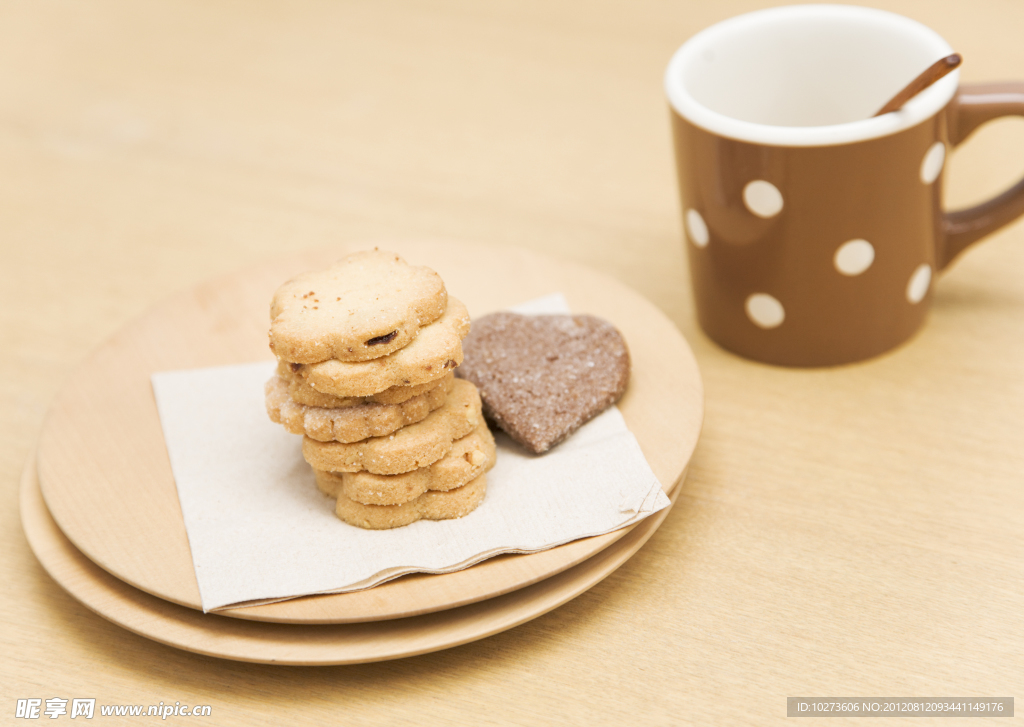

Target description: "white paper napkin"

left=152, top=294, right=669, bottom=611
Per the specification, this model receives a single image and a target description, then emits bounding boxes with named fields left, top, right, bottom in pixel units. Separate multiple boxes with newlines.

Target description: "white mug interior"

left=665, top=5, right=957, bottom=146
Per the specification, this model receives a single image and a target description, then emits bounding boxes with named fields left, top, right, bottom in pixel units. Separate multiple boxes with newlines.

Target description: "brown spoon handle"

left=874, top=53, right=962, bottom=116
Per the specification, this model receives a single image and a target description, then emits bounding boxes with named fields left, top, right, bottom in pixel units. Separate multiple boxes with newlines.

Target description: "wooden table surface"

left=2, top=1, right=1021, bottom=724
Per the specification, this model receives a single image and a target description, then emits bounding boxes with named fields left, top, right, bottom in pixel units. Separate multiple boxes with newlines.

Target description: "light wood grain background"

left=2, top=1, right=1022, bottom=724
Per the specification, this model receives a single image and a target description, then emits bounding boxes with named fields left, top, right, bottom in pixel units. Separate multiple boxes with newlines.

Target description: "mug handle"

left=941, top=81, right=1024, bottom=269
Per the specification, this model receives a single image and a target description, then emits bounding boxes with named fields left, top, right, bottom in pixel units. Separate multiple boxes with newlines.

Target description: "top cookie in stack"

left=265, top=249, right=494, bottom=529
left=270, top=249, right=468, bottom=396
left=271, top=248, right=449, bottom=361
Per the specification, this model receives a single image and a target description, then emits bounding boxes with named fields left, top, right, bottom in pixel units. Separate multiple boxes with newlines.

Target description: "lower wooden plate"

left=22, top=454, right=682, bottom=665
left=36, top=241, right=703, bottom=623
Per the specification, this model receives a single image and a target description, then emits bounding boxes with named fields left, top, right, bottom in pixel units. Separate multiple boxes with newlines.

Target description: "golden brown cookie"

left=277, top=364, right=454, bottom=408
left=290, top=296, right=470, bottom=398
left=314, top=424, right=496, bottom=505
left=265, top=374, right=453, bottom=443
left=457, top=312, right=630, bottom=453
left=269, top=249, right=447, bottom=364
left=331, top=474, right=487, bottom=530
left=301, top=378, right=483, bottom=475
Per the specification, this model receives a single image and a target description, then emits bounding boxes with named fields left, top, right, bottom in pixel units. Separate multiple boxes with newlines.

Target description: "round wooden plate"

left=23, top=454, right=683, bottom=665
left=36, top=241, right=703, bottom=623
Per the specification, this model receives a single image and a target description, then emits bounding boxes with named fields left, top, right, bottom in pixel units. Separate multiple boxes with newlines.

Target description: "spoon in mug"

left=874, top=53, right=962, bottom=116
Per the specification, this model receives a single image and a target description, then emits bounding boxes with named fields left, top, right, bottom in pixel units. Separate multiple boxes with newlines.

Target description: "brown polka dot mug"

left=666, top=5, right=1024, bottom=366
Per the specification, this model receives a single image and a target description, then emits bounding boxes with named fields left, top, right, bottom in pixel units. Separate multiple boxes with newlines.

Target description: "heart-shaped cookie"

left=456, top=313, right=630, bottom=453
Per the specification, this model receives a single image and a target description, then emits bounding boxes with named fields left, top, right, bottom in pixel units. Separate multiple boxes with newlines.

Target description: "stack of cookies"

left=264, top=249, right=496, bottom=529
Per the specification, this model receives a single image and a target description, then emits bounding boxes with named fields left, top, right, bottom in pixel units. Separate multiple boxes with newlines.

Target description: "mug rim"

left=664, top=4, right=957, bottom=147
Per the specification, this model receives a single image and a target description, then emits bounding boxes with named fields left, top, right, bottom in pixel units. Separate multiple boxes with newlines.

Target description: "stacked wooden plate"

left=22, top=241, right=704, bottom=665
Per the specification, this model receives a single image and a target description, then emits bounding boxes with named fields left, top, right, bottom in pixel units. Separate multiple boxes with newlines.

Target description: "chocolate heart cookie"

left=457, top=312, right=629, bottom=453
